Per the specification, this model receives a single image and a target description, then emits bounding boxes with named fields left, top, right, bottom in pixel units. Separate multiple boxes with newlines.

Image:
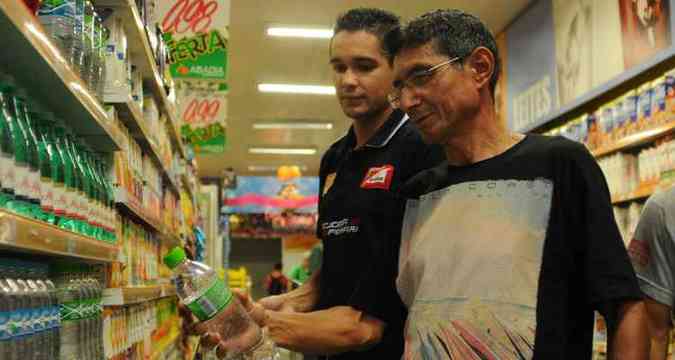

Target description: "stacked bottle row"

left=108, top=218, right=172, bottom=288
left=36, top=0, right=106, bottom=101
left=0, top=74, right=116, bottom=242
left=597, top=138, right=675, bottom=198
left=103, top=298, right=180, bottom=360
left=51, top=263, right=105, bottom=360
left=0, top=259, right=60, bottom=360
left=544, top=68, right=675, bottom=150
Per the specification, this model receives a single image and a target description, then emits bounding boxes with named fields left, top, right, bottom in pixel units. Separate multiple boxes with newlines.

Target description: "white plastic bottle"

left=164, top=247, right=279, bottom=360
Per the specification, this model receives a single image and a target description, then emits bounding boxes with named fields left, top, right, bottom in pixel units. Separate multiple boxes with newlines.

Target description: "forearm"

left=607, top=301, right=650, bottom=360
left=264, top=306, right=383, bottom=355
left=649, top=333, right=669, bottom=360
left=277, top=268, right=320, bottom=312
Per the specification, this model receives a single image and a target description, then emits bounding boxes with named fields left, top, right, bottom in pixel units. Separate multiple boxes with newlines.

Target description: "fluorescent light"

left=258, top=83, right=335, bottom=95
left=253, top=122, right=333, bottom=130
left=249, top=147, right=317, bottom=155
left=248, top=165, right=308, bottom=172
left=267, top=27, right=333, bottom=39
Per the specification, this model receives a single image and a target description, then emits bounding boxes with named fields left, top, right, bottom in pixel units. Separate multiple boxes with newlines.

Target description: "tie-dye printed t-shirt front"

left=397, top=135, right=641, bottom=359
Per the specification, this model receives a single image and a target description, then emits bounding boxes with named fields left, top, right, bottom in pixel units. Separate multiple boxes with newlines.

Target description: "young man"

left=196, top=8, right=443, bottom=359
left=629, top=184, right=675, bottom=360
left=385, top=9, right=649, bottom=359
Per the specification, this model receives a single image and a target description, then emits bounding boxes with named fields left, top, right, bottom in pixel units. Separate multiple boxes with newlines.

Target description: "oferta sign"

left=159, top=0, right=230, bottom=81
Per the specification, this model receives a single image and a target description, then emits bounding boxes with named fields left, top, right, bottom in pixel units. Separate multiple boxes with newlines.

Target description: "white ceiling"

left=195, top=0, right=533, bottom=178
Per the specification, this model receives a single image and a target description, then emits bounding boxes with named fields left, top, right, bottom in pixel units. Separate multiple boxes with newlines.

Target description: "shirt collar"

left=343, top=109, right=409, bottom=150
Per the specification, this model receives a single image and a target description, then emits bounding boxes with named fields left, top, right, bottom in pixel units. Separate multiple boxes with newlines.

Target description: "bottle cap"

left=163, top=247, right=186, bottom=269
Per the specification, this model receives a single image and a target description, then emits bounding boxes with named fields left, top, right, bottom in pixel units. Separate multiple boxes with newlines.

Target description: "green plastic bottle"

left=6, top=95, right=32, bottom=217
left=0, top=80, right=16, bottom=207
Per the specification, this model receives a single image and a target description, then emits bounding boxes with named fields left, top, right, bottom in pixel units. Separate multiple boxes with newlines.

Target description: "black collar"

left=342, top=109, right=408, bottom=150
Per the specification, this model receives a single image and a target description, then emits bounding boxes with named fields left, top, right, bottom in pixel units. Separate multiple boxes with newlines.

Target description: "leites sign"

left=158, top=0, right=230, bottom=81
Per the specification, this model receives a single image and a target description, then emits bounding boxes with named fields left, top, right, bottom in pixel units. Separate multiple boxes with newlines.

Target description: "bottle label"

left=0, top=311, right=9, bottom=340
left=1, top=155, right=15, bottom=191
left=66, top=189, right=78, bottom=218
left=186, top=279, right=233, bottom=321
left=30, top=169, right=42, bottom=201
left=15, top=164, right=30, bottom=198
left=61, top=300, right=81, bottom=321
left=42, top=178, right=55, bottom=211
left=53, top=184, right=66, bottom=215
left=8, top=310, right=20, bottom=337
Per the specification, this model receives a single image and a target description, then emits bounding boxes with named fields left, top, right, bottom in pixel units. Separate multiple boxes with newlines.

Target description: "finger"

left=215, top=341, right=229, bottom=359
left=199, top=332, right=221, bottom=351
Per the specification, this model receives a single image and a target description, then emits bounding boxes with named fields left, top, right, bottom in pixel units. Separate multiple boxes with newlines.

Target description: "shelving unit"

left=102, top=283, right=176, bottom=306
left=0, top=210, right=119, bottom=262
left=592, top=120, right=675, bottom=158
left=611, top=183, right=659, bottom=206
left=96, top=0, right=188, bottom=160
left=521, top=47, right=675, bottom=133
left=0, top=0, right=123, bottom=151
left=115, top=187, right=163, bottom=233
left=111, top=100, right=181, bottom=194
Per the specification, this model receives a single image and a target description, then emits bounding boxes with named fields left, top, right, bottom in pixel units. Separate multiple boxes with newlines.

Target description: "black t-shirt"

left=316, top=109, right=444, bottom=360
left=397, top=134, right=641, bottom=359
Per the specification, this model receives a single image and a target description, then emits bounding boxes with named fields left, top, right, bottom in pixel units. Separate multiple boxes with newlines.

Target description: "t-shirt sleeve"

left=629, top=195, right=675, bottom=307
left=562, top=141, right=642, bottom=305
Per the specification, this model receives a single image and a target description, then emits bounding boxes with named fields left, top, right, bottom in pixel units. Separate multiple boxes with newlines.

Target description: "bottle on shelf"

left=0, top=77, right=16, bottom=208
left=38, top=0, right=76, bottom=60
left=164, top=247, right=279, bottom=360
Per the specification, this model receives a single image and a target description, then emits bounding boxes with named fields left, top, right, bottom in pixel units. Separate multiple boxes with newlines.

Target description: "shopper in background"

left=384, top=9, right=648, bottom=359
left=628, top=184, right=675, bottom=360
left=289, top=253, right=311, bottom=289
left=193, top=7, right=444, bottom=359
left=264, top=263, right=289, bottom=296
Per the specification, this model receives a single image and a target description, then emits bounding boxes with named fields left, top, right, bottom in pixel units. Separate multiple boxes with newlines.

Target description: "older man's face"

left=392, top=43, right=480, bottom=144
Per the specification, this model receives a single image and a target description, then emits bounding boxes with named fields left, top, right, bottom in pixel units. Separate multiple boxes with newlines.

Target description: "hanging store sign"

left=178, top=90, right=228, bottom=153
left=158, top=0, right=230, bottom=81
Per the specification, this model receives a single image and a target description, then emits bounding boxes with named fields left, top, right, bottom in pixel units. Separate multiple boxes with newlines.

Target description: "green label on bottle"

left=186, top=279, right=232, bottom=321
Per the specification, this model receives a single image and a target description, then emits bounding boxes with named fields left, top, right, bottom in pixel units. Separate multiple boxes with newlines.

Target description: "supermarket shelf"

left=0, top=210, right=119, bottom=262
left=181, top=174, right=196, bottom=200
left=111, top=100, right=181, bottom=195
left=0, top=0, right=123, bottom=152
left=150, top=330, right=181, bottom=360
left=102, top=284, right=176, bottom=306
left=522, top=47, right=675, bottom=133
left=96, top=0, right=187, bottom=160
left=114, top=187, right=162, bottom=233
left=611, top=183, right=658, bottom=205
left=592, top=120, right=675, bottom=158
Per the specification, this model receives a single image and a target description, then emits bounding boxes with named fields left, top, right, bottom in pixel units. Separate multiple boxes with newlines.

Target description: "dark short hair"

left=274, top=263, right=283, bottom=270
left=385, top=9, right=500, bottom=96
left=332, top=8, right=400, bottom=64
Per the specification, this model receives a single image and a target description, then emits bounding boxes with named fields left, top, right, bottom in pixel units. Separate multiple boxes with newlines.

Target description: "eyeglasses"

left=388, top=57, right=461, bottom=107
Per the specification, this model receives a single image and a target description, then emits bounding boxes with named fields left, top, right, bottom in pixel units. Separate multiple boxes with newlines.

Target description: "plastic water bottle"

left=38, top=0, right=75, bottom=58
left=164, top=247, right=279, bottom=360
left=0, top=261, right=13, bottom=359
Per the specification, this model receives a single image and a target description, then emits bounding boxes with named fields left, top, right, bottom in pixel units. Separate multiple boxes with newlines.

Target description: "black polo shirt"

left=315, top=109, right=444, bottom=359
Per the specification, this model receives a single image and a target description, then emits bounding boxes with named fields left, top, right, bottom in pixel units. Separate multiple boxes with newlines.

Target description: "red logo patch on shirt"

left=360, top=165, right=394, bottom=190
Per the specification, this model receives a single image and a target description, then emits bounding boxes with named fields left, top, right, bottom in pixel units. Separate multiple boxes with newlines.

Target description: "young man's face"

left=330, top=31, right=394, bottom=122
left=393, top=43, right=480, bottom=144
